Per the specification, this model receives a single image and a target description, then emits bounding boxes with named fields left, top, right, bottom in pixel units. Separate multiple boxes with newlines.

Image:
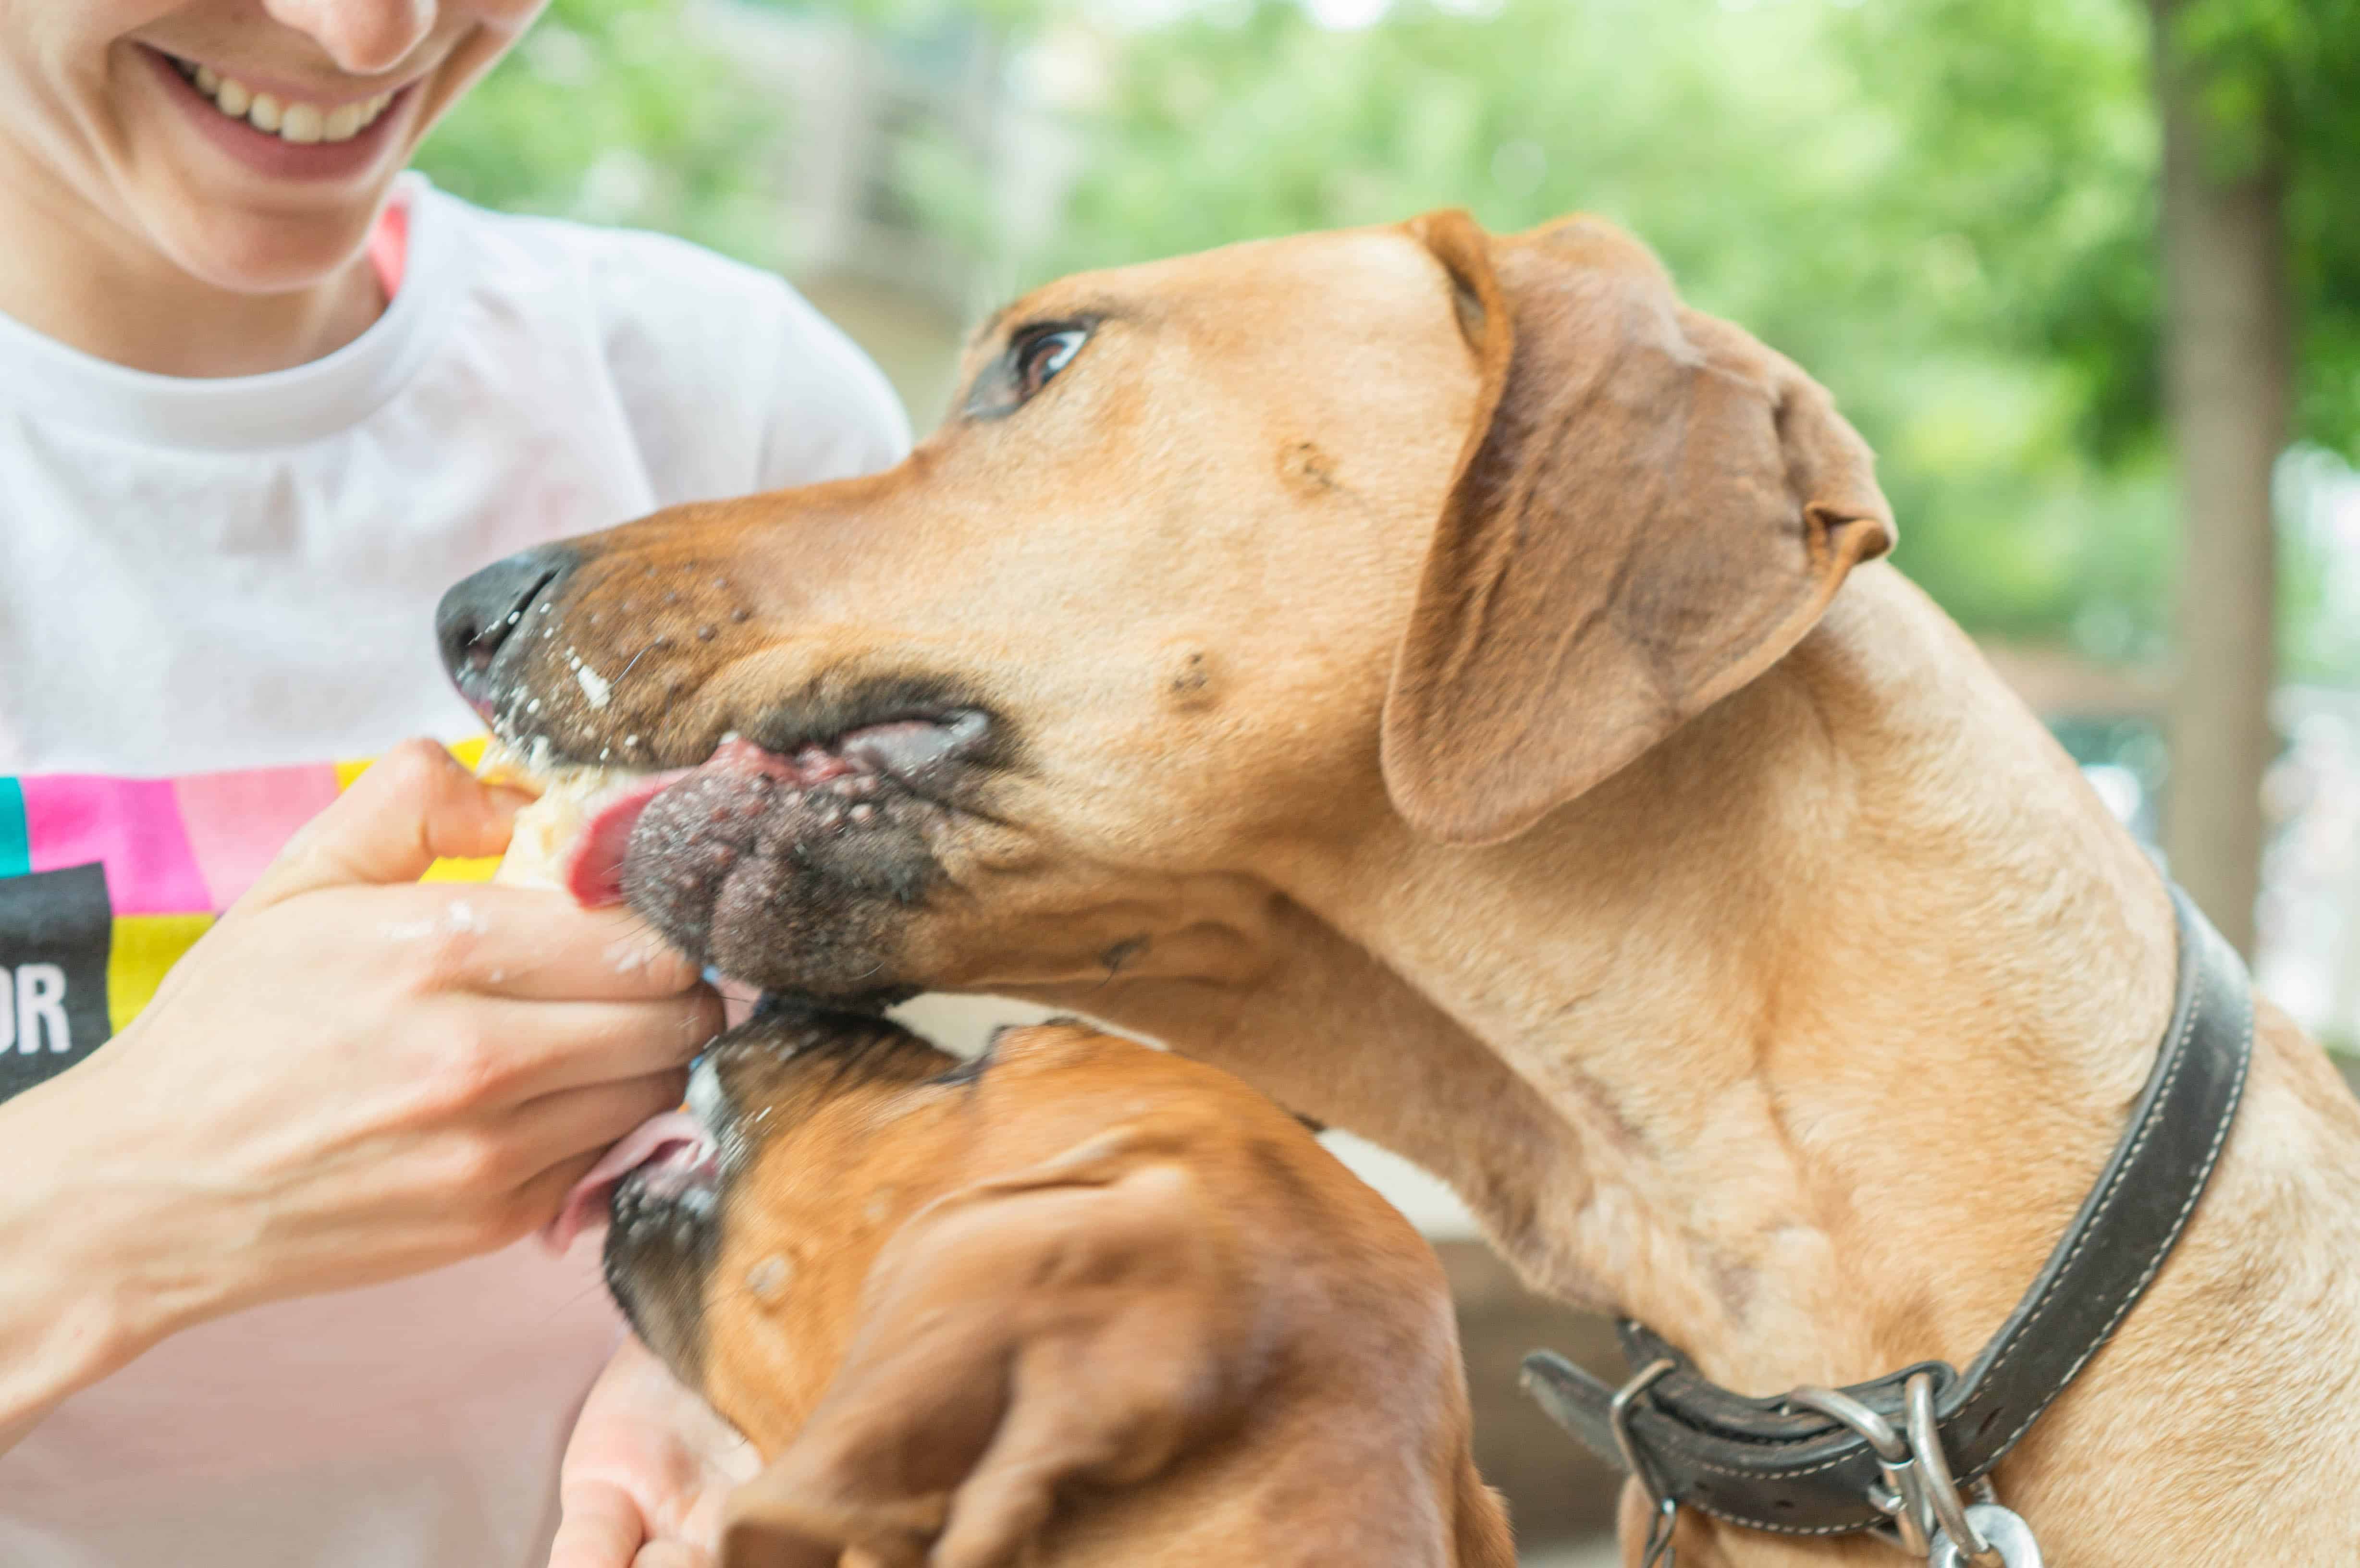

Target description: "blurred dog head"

left=595, top=1007, right=1504, bottom=1567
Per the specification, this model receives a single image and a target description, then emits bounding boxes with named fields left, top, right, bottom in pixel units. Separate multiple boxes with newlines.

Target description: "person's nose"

left=260, top=0, right=437, bottom=77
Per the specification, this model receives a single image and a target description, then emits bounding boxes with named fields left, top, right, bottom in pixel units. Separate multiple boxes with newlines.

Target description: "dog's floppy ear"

left=720, top=1129, right=1258, bottom=1568
left=1381, top=209, right=1894, bottom=845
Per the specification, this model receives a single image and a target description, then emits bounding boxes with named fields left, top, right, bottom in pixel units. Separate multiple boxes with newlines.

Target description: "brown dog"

left=443, top=209, right=2360, bottom=1562
left=593, top=1008, right=1513, bottom=1568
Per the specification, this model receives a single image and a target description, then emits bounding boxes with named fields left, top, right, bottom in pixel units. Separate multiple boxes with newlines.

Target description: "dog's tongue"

left=565, top=740, right=805, bottom=907
left=541, top=1111, right=712, bottom=1255
left=561, top=771, right=688, bottom=906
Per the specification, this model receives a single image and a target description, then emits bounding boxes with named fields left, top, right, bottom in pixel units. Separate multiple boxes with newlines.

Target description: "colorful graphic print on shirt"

left=0, top=739, right=494, bottom=1103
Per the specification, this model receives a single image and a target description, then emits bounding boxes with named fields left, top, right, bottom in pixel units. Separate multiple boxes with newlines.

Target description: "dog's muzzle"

left=435, top=543, right=580, bottom=715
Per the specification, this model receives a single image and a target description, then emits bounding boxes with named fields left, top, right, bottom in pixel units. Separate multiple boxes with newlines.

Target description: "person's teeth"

left=182, top=61, right=395, bottom=145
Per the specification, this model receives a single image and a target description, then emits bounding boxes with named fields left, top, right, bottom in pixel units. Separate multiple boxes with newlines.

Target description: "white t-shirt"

left=0, top=175, right=910, bottom=1566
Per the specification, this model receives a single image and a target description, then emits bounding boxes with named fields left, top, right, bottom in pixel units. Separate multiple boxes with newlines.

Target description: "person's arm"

left=0, top=740, right=721, bottom=1456
left=0, top=1081, right=185, bottom=1451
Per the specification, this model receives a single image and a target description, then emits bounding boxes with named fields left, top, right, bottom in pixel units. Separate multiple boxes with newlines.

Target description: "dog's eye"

left=1016, top=328, right=1088, bottom=399
left=961, top=318, right=1097, bottom=420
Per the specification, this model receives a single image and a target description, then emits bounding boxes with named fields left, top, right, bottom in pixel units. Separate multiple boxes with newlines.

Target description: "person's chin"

left=132, top=118, right=401, bottom=295
left=138, top=179, right=383, bottom=296
left=121, top=63, right=406, bottom=291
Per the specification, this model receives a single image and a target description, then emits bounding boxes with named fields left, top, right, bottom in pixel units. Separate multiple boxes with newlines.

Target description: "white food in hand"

left=479, top=740, right=632, bottom=892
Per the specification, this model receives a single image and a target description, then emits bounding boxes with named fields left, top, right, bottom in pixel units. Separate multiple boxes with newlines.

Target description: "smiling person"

left=0, top=4, right=909, bottom=1567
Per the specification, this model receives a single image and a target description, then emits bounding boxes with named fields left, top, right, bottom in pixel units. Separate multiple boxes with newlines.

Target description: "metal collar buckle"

left=1783, top=1374, right=2043, bottom=1567
left=1610, top=1359, right=1682, bottom=1568
left=1518, top=887, right=2251, bottom=1557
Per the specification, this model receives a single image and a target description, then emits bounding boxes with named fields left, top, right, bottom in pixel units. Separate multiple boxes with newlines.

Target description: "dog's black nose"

left=436, top=544, right=578, bottom=701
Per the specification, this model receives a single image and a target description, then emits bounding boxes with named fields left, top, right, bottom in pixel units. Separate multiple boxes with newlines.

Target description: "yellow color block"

left=109, top=913, right=216, bottom=1033
left=421, top=855, right=501, bottom=884
left=333, top=736, right=489, bottom=794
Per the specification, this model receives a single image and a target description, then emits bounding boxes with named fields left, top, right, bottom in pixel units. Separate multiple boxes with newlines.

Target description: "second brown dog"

left=595, top=1007, right=1515, bottom=1568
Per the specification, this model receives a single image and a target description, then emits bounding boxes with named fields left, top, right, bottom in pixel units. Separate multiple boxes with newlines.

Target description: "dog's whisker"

left=535, top=1279, right=619, bottom=1326
left=613, top=638, right=661, bottom=688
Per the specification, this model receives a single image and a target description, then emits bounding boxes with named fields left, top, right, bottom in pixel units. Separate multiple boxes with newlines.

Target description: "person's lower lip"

left=142, top=46, right=411, bottom=183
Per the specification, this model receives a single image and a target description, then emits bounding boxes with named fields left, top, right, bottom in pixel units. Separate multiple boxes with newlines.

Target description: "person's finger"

left=244, top=739, right=530, bottom=907
left=632, top=1542, right=713, bottom=1568
left=508, top=1070, right=694, bottom=1183
left=467, top=993, right=718, bottom=1104
left=474, top=906, right=711, bottom=1003
left=507, top=1143, right=610, bottom=1251
left=351, top=883, right=710, bottom=1002
left=548, top=1480, right=648, bottom=1568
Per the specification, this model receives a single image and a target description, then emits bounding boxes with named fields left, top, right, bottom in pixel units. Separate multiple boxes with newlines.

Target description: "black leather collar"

left=1522, top=884, right=2254, bottom=1538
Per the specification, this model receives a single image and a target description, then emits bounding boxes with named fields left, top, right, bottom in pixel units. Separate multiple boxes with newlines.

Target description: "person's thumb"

left=242, top=738, right=528, bottom=908
left=545, top=1481, right=649, bottom=1568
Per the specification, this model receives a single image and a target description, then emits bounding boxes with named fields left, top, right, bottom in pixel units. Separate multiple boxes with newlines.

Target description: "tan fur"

left=704, top=1024, right=1514, bottom=1568
left=522, top=211, right=2360, bottom=1561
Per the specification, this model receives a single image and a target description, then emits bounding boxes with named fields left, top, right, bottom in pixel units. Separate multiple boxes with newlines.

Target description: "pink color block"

left=368, top=196, right=409, bottom=299
left=175, top=763, right=344, bottom=909
left=20, top=775, right=214, bottom=915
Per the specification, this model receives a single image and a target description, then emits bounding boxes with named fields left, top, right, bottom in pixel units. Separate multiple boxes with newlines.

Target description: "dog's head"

left=587, top=1002, right=960, bottom=1403
left=437, top=211, right=1891, bottom=1004
left=595, top=1010, right=1464, bottom=1567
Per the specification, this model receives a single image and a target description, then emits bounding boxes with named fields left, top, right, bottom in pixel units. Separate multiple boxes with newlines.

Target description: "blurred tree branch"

left=2151, top=0, right=2289, bottom=954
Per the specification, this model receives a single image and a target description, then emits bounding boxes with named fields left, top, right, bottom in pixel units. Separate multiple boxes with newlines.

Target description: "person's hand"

left=549, top=1335, right=759, bottom=1568
left=17, top=739, right=723, bottom=1347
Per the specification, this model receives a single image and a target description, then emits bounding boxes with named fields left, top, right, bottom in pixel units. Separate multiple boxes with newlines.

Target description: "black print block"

left=0, top=862, right=114, bottom=1102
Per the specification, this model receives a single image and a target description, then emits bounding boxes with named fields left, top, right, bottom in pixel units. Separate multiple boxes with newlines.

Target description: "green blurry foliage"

left=414, top=0, right=2360, bottom=683
left=415, top=0, right=790, bottom=266
left=2167, top=0, right=2360, bottom=454
left=1026, top=0, right=2188, bottom=663
left=1003, top=0, right=2359, bottom=680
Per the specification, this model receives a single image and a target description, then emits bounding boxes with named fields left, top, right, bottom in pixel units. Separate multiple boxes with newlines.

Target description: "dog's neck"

left=1037, top=559, right=2360, bottom=1557
left=1305, top=563, right=2183, bottom=1394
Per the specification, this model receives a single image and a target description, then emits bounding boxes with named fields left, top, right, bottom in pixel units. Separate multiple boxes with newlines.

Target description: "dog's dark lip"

left=730, top=680, right=1010, bottom=808
left=498, top=690, right=1006, bottom=909
left=734, top=995, right=947, bottom=1075
left=598, top=1002, right=961, bottom=1386
left=752, top=989, right=904, bottom=1022
left=600, top=1001, right=946, bottom=1211
left=495, top=677, right=1008, bottom=808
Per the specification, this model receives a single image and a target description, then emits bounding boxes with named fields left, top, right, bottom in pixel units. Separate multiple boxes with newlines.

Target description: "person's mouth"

left=168, top=56, right=396, bottom=144
left=142, top=45, right=414, bottom=166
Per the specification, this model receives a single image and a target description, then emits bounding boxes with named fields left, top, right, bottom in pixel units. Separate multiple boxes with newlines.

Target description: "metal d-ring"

left=1905, top=1372, right=1999, bottom=1565
left=1784, top=1384, right=1932, bottom=1556
left=1610, top=1359, right=1681, bottom=1568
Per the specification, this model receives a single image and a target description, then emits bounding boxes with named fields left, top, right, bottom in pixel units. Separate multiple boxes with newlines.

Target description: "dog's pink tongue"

left=565, top=741, right=802, bottom=907
left=541, top=1111, right=711, bottom=1255
left=565, top=770, right=690, bottom=906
